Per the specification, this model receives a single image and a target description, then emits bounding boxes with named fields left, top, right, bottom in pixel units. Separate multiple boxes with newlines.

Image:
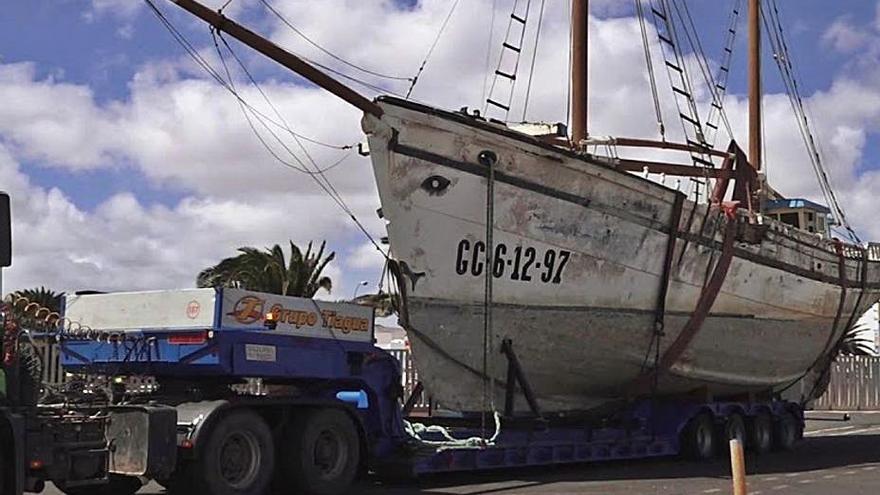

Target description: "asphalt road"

left=44, top=411, right=880, bottom=495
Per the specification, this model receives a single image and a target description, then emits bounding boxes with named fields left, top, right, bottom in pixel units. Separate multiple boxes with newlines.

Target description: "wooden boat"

left=172, top=0, right=880, bottom=414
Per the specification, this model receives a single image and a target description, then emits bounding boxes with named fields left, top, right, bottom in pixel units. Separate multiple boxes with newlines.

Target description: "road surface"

left=44, top=411, right=880, bottom=494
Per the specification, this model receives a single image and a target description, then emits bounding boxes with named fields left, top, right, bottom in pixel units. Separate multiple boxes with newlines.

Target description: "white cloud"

left=88, top=0, right=254, bottom=21
left=822, top=16, right=871, bottom=53
left=6, top=0, right=880, bottom=301
left=346, top=241, right=386, bottom=271
left=0, top=139, right=381, bottom=294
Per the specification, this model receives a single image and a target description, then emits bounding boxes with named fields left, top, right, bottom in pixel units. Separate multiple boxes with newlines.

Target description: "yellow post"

left=729, top=438, right=747, bottom=495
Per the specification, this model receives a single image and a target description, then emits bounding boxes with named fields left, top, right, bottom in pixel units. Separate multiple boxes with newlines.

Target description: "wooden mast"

left=169, top=0, right=383, bottom=117
left=748, top=0, right=761, bottom=171
left=571, top=0, right=588, bottom=145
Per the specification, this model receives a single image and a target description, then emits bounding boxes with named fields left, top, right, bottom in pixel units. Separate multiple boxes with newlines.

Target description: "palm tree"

left=197, top=241, right=334, bottom=297
left=837, top=322, right=878, bottom=357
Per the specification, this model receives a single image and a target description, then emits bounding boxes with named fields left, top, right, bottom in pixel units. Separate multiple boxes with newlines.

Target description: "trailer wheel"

left=774, top=411, right=800, bottom=451
left=748, top=412, right=773, bottom=454
left=681, top=413, right=715, bottom=461
left=722, top=413, right=747, bottom=444
left=194, top=409, right=275, bottom=495
left=57, top=475, right=143, bottom=495
left=283, top=408, right=360, bottom=495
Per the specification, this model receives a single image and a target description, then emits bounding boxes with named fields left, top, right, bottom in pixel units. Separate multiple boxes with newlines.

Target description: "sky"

left=2, top=0, right=880, bottom=300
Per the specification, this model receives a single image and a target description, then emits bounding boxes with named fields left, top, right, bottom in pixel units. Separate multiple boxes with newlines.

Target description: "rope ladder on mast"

left=484, top=0, right=534, bottom=120
left=646, top=0, right=714, bottom=203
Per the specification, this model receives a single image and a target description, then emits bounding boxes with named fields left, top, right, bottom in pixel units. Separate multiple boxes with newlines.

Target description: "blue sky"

left=2, top=0, right=880, bottom=295
left=0, top=0, right=872, bottom=208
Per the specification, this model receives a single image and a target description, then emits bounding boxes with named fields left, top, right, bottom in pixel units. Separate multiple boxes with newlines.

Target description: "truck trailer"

left=0, top=192, right=804, bottom=495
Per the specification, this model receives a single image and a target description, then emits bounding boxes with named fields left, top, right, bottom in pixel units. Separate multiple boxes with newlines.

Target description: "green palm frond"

left=197, top=240, right=335, bottom=298
left=837, top=321, right=878, bottom=357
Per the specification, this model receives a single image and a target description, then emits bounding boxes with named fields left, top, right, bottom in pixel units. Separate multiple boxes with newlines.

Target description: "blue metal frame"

left=58, top=326, right=803, bottom=476
left=63, top=329, right=382, bottom=379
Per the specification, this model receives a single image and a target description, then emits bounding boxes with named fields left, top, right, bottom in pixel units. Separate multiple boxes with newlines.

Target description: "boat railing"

left=837, top=243, right=880, bottom=262
left=867, top=243, right=880, bottom=262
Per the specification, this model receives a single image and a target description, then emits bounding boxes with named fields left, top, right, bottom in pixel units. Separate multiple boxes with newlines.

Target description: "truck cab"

left=0, top=193, right=112, bottom=495
left=0, top=190, right=25, bottom=494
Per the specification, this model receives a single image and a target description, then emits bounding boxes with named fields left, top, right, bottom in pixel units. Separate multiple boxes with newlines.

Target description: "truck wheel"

left=723, top=413, right=747, bottom=443
left=194, top=409, right=275, bottom=495
left=283, top=408, right=360, bottom=495
left=774, top=411, right=800, bottom=451
left=681, top=413, right=715, bottom=461
left=748, top=412, right=773, bottom=454
left=57, top=475, right=143, bottom=495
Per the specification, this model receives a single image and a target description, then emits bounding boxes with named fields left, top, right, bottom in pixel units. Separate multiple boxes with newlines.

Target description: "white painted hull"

left=363, top=98, right=880, bottom=413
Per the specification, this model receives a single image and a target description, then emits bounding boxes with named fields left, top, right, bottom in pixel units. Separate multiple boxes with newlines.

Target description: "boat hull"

left=363, top=97, right=880, bottom=413
left=406, top=298, right=836, bottom=411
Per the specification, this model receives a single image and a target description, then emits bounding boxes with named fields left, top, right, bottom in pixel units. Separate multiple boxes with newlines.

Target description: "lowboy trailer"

left=1, top=287, right=805, bottom=494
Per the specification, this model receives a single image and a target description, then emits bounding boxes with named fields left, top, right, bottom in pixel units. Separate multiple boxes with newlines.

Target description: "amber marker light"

left=264, top=312, right=278, bottom=330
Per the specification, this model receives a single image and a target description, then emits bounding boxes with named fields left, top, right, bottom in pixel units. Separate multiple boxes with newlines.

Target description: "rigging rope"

left=483, top=0, right=534, bottom=119
left=703, top=0, right=741, bottom=148
left=635, top=0, right=666, bottom=139
left=565, top=0, right=572, bottom=134
left=481, top=150, right=498, bottom=439
left=144, top=0, right=388, bottom=259
left=404, top=411, right=502, bottom=449
left=217, top=31, right=390, bottom=257
left=521, top=0, right=546, bottom=121
left=143, top=0, right=354, bottom=150
left=762, top=0, right=859, bottom=242
left=213, top=30, right=351, bottom=176
left=258, top=0, right=413, bottom=82
left=406, top=0, right=462, bottom=99
left=648, top=0, right=712, bottom=202
left=671, top=0, right=734, bottom=139
left=482, top=0, right=500, bottom=105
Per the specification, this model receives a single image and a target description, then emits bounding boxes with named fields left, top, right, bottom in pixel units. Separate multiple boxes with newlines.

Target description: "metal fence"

left=388, top=348, right=430, bottom=412
left=812, top=355, right=880, bottom=411
left=33, top=341, right=65, bottom=386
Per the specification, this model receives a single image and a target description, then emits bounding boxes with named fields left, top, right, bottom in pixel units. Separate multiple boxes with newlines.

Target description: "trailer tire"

left=193, top=409, right=275, bottom=495
left=721, top=413, right=747, bottom=446
left=681, top=413, right=715, bottom=461
left=282, top=408, right=360, bottom=495
left=748, top=412, right=773, bottom=454
left=57, top=475, right=143, bottom=495
left=774, top=411, right=799, bottom=451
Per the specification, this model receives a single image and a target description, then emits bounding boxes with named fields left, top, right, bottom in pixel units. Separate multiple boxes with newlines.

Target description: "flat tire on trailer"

left=191, top=409, right=275, bottom=495
left=682, top=413, right=716, bottom=461
left=748, top=412, right=773, bottom=454
left=57, top=475, right=143, bottom=495
left=281, top=408, right=361, bottom=495
left=774, top=411, right=800, bottom=451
